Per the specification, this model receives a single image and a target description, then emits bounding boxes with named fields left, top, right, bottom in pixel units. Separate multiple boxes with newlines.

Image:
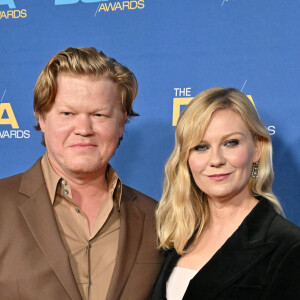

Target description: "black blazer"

left=151, top=198, right=300, bottom=300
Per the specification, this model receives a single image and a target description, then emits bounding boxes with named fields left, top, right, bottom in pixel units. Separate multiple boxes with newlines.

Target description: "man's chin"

left=66, top=161, right=105, bottom=176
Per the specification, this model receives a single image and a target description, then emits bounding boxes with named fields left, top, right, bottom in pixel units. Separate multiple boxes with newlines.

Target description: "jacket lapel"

left=184, top=199, right=278, bottom=299
left=151, top=249, right=180, bottom=300
left=106, top=185, right=145, bottom=300
left=18, top=159, right=82, bottom=300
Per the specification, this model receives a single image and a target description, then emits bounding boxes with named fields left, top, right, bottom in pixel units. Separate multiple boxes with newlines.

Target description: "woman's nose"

left=209, top=148, right=226, bottom=167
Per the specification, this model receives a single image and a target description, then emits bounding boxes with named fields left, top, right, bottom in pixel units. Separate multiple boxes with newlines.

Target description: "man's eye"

left=225, top=139, right=239, bottom=147
left=63, top=112, right=72, bottom=116
left=94, top=114, right=103, bottom=117
left=194, top=144, right=209, bottom=152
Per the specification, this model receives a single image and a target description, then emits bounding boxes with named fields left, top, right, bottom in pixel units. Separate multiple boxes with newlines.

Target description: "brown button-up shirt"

left=41, top=154, right=122, bottom=300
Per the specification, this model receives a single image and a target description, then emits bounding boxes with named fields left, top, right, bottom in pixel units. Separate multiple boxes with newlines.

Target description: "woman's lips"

left=208, top=173, right=231, bottom=181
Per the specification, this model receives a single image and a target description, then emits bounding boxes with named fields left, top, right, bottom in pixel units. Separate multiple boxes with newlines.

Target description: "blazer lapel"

left=106, top=186, right=145, bottom=300
left=184, top=199, right=278, bottom=299
left=18, top=159, right=82, bottom=300
left=151, top=249, right=180, bottom=300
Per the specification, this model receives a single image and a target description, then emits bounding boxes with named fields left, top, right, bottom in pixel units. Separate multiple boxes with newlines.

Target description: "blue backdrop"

left=1, top=0, right=299, bottom=225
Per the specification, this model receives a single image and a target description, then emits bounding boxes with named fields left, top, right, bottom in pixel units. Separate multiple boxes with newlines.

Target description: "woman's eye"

left=194, top=144, right=209, bottom=152
left=63, top=112, right=72, bottom=116
left=225, top=139, right=239, bottom=147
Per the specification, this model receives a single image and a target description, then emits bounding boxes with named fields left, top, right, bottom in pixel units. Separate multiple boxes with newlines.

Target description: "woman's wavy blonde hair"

left=156, top=87, right=283, bottom=254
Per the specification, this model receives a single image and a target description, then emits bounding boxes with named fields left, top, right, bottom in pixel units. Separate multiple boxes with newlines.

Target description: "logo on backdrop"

left=221, top=0, right=238, bottom=6
left=0, top=0, right=27, bottom=20
left=55, top=0, right=107, bottom=4
left=55, top=0, right=145, bottom=14
left=0, top=92, right=31, bottom=139
left=172, top=87, right=276, bottom=135
left=95, top=0, right=144, bottom=13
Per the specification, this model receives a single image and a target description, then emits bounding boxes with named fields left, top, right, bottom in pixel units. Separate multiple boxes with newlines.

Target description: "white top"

left=166, top=267, right=199, bottom=300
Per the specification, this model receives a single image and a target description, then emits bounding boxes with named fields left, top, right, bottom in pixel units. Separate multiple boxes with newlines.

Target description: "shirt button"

left=88, top=242, right=92, bottom=248
left=75, top=207, right=80, bottom=213
left=61, top=179, right=67, bottom=186
left=89, top=280, right=92, bottom=286
left=64, top=189, right=69, bottom=195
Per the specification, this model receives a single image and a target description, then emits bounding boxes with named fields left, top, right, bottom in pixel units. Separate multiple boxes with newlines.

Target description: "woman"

left=152, top=88, right=300, bottom=300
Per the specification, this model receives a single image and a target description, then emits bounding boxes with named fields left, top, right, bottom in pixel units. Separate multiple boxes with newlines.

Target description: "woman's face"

left=188, top=109, right=261, bottom=203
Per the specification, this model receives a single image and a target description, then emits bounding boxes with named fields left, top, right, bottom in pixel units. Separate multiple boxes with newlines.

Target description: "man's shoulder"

left=0, top=158, right=43, bottom=198
left=0, top=172, right=26, bottom=217
left=122, top=184, right=158, bottom=211
left=0, top=172, right=23, bottom=192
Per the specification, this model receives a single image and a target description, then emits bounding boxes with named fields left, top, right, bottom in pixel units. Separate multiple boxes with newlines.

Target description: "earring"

left=251, top=162, right=259, bottom=179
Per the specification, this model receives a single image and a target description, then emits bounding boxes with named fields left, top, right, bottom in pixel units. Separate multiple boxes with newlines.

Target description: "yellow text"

left=172, top=95, right=254, bottom=126
left=0, top=103, right=19, bottom=129
left=98, top=0, right=144, bottom=12
left=0, top=9, right=27, bottom=19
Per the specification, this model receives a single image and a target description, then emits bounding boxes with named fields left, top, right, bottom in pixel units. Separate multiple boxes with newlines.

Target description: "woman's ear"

left=253, top=136, right=263, bottom=163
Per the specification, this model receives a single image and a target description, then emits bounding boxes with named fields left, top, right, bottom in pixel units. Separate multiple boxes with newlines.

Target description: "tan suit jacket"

left=0, top=159, right=165, bottom=299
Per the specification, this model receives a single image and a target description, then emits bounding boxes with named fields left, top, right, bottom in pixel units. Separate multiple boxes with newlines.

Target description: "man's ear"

left=123, top=111, right=127, bottom=124
left=119, top=111, right=127, bottom=137
left=38, top=115, right=46, bottom=133
left=253, top=136, right=263, bottom=163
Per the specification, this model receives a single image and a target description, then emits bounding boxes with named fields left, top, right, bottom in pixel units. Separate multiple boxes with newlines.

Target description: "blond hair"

left=156, top=87, right=283, bottom=254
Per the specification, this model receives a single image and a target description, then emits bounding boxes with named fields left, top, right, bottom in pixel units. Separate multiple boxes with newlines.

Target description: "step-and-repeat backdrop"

left=1, top=0, right=299, bottom=224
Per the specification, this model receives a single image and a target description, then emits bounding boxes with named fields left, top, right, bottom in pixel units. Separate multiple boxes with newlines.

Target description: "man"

left=0, top=47, right=165, bottom=299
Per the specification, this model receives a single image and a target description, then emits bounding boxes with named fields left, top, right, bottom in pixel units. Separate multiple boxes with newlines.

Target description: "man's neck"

left=47, top=157, right=110, bottom=231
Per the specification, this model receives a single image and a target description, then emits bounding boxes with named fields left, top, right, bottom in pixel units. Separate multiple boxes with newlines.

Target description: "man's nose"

left=73, top=115, right=93, bottom=136
left=209, top=148, right=226, bottom=167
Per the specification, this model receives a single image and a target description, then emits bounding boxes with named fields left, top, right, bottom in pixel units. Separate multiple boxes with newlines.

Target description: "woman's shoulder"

left=267, top=212, right=300, bottom=245
left=253, top=197, right=300, bottom=245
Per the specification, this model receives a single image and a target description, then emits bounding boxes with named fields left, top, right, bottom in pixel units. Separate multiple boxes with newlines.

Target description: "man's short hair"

left=34, top=47, right=139, bottom=142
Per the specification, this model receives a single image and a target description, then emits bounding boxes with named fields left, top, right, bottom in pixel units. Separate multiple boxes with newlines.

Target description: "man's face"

left=39, top=74, right=125, bottom=179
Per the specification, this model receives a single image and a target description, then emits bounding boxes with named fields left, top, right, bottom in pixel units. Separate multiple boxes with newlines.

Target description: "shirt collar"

left=106, top=164, right=122, bottom=209
left=41, top=152, right=122, bottom=208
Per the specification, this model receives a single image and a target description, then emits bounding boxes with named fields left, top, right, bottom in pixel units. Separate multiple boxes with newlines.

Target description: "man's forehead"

left=57, top=72, right=114, bottom=84
left=56, top=73, right=120, bottom=98
left=52, top=74, right=122, bottom=110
